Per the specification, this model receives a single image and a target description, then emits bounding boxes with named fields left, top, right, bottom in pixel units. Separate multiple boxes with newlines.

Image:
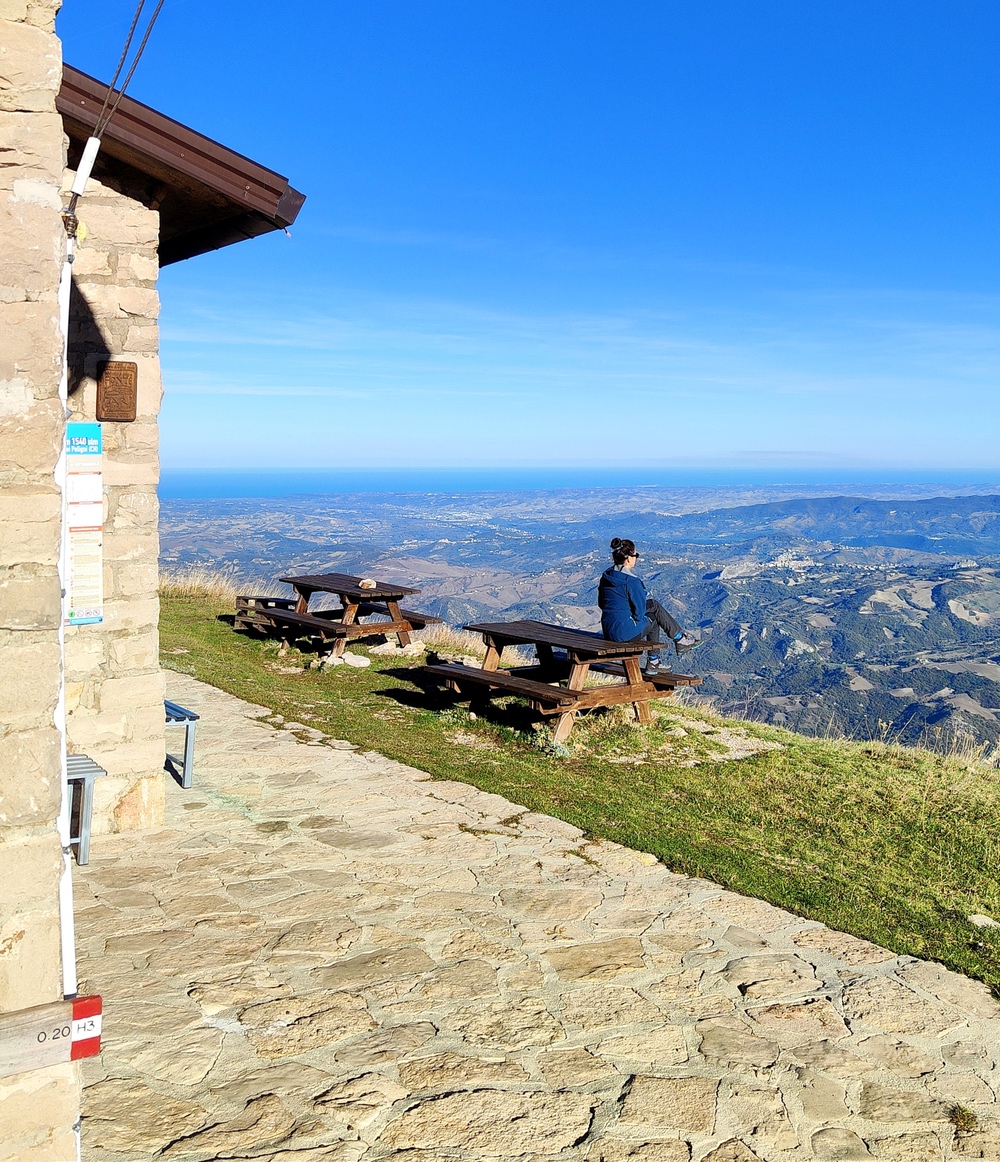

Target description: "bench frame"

left=164, top=699, right=199, bottom=789
left=66, top=754, right=107, bottom=865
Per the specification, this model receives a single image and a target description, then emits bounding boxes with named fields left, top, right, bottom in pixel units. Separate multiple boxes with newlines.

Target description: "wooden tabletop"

left=464, top=620, right=654, bottom=658
left=280, top=572, right=420, bottom=601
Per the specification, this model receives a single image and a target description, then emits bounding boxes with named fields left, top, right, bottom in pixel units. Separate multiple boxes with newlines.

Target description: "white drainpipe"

left=55, top=135, right=102, bottom=1001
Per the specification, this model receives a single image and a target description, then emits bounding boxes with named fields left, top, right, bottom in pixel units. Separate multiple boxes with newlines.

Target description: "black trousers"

left=629, top=598, right=682, bottom=650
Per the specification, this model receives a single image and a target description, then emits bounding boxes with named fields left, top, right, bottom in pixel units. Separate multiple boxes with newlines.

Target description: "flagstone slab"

left=77, top=674, right=1000, bottom=1161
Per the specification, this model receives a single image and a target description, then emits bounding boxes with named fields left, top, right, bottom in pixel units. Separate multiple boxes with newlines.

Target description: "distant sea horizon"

left=160, top=466, right=1000, bottom=500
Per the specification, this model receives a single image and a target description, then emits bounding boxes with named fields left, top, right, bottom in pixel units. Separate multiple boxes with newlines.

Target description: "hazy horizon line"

left=162, top=465, right=1000, bottom=477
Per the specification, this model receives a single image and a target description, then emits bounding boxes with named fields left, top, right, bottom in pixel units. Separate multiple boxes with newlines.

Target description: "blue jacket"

left=598, top=566, right=649, bottom=641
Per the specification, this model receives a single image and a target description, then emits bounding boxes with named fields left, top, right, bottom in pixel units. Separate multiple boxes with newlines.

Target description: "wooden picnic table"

left=423, top=619, right=701, bottom=744
left=235, top=571, right=439, bottom=657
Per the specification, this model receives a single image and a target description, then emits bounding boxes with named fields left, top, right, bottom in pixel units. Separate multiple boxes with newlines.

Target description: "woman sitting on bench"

left=598, top=537, right=701, bottom=675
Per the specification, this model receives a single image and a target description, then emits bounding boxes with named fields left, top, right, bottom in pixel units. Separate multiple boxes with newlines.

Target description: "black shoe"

left=673, top=633, right=702, bottom=656
left=643, top=655, right=662, bottom=676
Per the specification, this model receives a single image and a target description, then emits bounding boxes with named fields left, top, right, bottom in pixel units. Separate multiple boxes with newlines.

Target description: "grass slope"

left=162, top=593, right=1000, bottom=990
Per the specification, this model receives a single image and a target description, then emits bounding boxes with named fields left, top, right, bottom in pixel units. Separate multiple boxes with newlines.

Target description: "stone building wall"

left=0, top=0, right=82, bottom=1155
left=65, top=170, right=166, bottom=834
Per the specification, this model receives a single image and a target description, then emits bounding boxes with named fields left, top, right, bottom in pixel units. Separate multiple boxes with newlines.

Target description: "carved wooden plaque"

left=95, top=361, right=137, bottom=422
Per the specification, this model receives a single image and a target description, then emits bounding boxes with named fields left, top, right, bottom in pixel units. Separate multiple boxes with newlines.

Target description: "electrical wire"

left=93, top=0, right=147, bottom=132
left=66, top=0, right=166, bottom=217
left=93, top=0, right=167, bottom=138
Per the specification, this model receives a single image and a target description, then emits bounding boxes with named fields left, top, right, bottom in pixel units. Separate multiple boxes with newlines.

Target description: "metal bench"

left=66, top=754, right=107, bottom=865
left=164, top=700, right=199, bottom=789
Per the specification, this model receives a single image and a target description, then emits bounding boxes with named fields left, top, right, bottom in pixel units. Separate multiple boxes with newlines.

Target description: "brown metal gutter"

left=58, top=64, right=305, bottom=263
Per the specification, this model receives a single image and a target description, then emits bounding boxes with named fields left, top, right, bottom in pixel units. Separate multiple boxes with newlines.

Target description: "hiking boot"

left=643, top=655, right=662, bottom=677
left=673, top=633, right=702, bottom=656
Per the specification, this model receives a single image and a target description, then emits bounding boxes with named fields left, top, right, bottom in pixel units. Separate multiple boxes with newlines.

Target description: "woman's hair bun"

left=609, top=536, right=637, bottom=565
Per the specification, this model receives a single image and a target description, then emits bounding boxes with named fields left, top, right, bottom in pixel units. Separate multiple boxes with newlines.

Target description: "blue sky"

left=58, top=2, right=1000, bottom=471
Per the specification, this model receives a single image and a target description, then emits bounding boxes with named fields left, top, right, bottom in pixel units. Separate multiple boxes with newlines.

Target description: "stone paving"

left=76, top=674, right=1000, bottom=1161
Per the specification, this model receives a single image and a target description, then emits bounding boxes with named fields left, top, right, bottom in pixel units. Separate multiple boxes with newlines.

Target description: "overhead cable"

left=93, top=0, right=149, bottom=133
left=94, top=0, right=167, bottom=138
left=67, top=0, right=167, bottom=218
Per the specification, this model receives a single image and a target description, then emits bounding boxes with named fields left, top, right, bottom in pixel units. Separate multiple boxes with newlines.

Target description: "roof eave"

left=58, top=64, right=306, bottom=262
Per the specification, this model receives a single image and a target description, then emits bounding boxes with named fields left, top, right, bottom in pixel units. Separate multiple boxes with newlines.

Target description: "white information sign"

left=65, top=423, right=103, bottom=626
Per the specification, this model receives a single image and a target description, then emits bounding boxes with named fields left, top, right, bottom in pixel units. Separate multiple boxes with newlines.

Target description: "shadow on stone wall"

left=68, top=274, right=112, bottom=395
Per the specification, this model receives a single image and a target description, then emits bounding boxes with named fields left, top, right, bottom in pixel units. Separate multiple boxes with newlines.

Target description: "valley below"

left=160, top=483, right=1000, bottom=751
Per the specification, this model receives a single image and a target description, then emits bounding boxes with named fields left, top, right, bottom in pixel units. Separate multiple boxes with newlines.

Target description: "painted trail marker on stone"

left=0, top=995, right=102, bottom=1080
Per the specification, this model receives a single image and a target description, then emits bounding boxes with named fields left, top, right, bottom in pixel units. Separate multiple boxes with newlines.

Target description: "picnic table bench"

left=236, top=572, right=441, bottom=657
left=423, top=620, right=701, bottom=743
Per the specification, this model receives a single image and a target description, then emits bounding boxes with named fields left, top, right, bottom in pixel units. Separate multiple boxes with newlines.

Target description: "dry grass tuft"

left=925, top=730, right=1000, bottom=770
left=949, top=1105, right=980, bottom=1133
left=158, top=566, right=286, bottom=602
left=849, top=719, right=1000, bottom=773
left=421, top=623, right=489, bottom=658
left=421, top=623, right=535, bottom=665
left=711, top=688, right=1000, bottom=773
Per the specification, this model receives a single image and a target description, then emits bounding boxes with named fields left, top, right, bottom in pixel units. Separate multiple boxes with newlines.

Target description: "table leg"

left=552, top=711, right=576, bottom=744
left=623, top=656, right=654, bottom=724
left=482, top=636, right=503, bottom=672
left=332, top=599, right=359, bottom=657
left=181, top=718, right=197, bottom=790
left=536, top=641, right=566, bottom=682
left=77, top=775, right=96, bottom=866
left=549, top=660, right=590, bottom=745
left=385, top=599, right=411, bottom=647
left=293, top=586, right=310, bottom=615
left=470, top=688, right=493, bottom=716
